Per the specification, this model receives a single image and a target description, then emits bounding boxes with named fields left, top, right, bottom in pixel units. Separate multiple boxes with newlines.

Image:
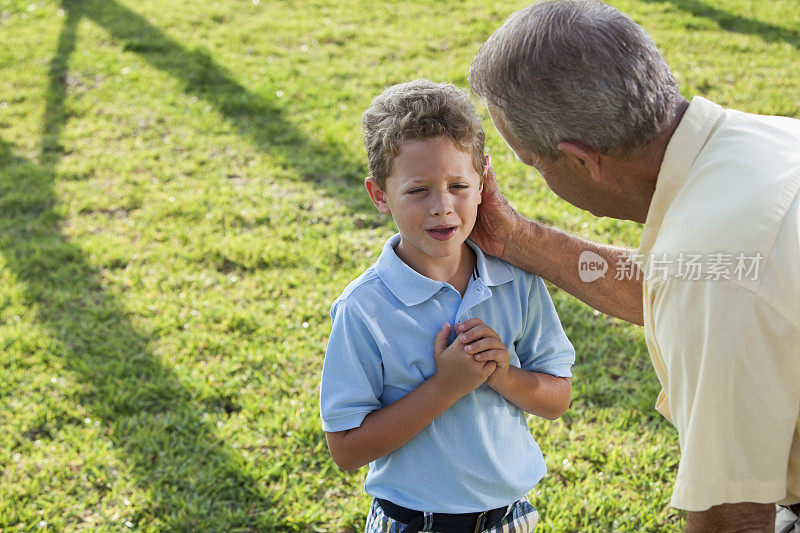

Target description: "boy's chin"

left=426, top=237, right=469, bottom=255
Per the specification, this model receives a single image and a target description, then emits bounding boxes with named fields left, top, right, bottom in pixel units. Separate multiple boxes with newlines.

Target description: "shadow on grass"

left=1, top=139, right=297, bottom=528
left=0, top=0, right=362, bottom=528
left=65, top=0, right=372, bottom=213
left=41, top=0, right=80, bottom=156
left=645, top=0, right=800, bottom=50
left=7, top=0, right=665, bottom=527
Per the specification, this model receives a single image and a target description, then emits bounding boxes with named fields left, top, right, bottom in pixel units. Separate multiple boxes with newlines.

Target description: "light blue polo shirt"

left=320, top=234, right=574, bottom=513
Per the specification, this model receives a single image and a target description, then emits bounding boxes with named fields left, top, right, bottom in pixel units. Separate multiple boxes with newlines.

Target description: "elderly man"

left=465, top=0, right=800, bottom=531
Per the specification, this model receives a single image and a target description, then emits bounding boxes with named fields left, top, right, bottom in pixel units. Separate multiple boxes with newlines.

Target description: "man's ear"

left=557, top=141, right=604, bottom=183
left=365, top=177, right=391, bottom=214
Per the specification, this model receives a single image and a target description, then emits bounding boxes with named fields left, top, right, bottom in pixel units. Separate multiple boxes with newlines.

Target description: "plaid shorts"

left=365, top=497, right=539, bottom=533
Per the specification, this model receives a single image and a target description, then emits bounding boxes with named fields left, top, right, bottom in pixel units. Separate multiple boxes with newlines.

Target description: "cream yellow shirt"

left=636, top=96, right=800, bottom=511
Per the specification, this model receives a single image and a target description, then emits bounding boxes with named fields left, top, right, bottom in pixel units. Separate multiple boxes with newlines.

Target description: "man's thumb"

left=434, top=323, right=451, bottom=355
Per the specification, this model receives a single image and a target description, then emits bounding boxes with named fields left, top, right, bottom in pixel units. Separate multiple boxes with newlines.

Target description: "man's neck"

left=612, top=98, right=691, bottom=223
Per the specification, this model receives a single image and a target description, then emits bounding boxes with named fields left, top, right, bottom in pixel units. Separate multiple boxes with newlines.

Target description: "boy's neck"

left=395, top=240, right=477, bottom=297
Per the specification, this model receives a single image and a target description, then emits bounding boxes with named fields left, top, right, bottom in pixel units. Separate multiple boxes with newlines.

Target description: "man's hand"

left=454, top=318, right=510, bottom=389
left=470, top=155, right=522, bottom=259
left=432, top=323, right=496, bottom=400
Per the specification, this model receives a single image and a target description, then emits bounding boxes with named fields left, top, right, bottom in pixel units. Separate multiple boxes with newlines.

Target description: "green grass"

left=1, top=0, right=798, bottom=530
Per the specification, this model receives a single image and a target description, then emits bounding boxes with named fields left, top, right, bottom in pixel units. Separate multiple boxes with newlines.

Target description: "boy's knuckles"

left=467, top=338, right=489, bottom=351
left=469, top=337, right=504, bottom=352
left=458, top=318, right=484, bottom=331
left=462, top=326, right=499, bottom=343
left=489, top=349, right=509, bottom=362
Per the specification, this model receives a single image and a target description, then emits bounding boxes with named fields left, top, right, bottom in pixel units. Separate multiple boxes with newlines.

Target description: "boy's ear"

left=557, top=141, right=603, bottom=183
left=365, top=177, right=391, bottom=215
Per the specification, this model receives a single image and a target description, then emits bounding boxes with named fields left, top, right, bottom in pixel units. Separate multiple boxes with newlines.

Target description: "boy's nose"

left=430, top=194, right=454, bottom=216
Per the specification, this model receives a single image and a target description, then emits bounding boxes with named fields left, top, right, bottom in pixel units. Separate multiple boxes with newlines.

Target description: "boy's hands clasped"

left=433, top=323, right=496, bottom=400
left=455, top=318, right=510, bottom=388
left=432, top=319, right=510, bottom=399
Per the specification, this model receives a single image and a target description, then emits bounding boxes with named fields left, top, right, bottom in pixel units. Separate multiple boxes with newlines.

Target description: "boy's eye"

left=406, top=184, right=468, bottom=194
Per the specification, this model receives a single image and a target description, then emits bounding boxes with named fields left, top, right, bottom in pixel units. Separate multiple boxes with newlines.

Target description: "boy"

left=320, top=79, right=574, bottom=533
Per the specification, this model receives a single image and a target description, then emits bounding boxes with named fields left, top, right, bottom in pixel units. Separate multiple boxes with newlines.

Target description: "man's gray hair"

left=469, top=0, right=681, bottom=160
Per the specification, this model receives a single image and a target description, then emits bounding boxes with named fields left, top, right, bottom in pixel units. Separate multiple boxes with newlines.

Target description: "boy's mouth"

left=426, top=226, right=458, bottom=241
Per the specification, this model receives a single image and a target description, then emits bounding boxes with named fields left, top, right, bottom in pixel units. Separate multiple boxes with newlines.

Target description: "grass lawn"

left=1, top=0, right=798, bottom=530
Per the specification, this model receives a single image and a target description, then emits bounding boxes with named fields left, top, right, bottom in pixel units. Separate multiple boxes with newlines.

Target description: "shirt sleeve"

left=646, top=277, right=800, bottom=511
left=514, top=275, right=575, bottom=378
left=319, top=298, right=384, bottom=432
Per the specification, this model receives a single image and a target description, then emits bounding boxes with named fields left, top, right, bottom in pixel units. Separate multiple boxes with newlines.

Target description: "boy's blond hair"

left=362, top=79, right=486, bottom=189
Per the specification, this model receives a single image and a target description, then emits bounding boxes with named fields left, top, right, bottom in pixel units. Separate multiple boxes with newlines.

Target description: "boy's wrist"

left=486, top=368, right=511, bottom=393
left=425, top=373, right=464, bottom=406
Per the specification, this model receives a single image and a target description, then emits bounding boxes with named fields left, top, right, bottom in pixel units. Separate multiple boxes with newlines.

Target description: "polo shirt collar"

left=470, top=239, right=514, bottom=287
left=637, top=96, right=724, bottom=259
left=375, top=234, right=514, bottom=307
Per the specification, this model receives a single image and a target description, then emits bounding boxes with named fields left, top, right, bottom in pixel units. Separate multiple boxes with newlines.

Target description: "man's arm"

left=471, top=161, right=644, bottom=325
left=686, top=502, right=776, bottom=532
left=325, top=323, right=496, bottom=471
left=509, top=218, right=643, bottom=325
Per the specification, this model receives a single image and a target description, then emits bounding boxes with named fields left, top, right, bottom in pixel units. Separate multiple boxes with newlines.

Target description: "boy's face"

left=365, top=135, right=483, bottom=268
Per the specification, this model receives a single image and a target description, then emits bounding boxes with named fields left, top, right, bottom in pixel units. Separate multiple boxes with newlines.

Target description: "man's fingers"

left=483, top=154, right=498, bottom=192
left=434, top=323, right=451, bottom=355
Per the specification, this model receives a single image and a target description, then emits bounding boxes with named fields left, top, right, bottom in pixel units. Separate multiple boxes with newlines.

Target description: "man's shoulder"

left=700, top=104, right=800, bottom=179
left=647, top=185, right=800, bottom=328
left=655, top=109, right=800, bottom=258
left=721, top=105, right=800, bottom=139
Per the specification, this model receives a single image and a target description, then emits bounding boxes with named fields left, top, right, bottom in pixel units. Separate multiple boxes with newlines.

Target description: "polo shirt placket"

left=373, top=236, right=512, bottom=333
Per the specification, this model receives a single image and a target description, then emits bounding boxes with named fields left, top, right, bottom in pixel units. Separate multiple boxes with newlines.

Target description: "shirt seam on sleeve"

left=651, top=275, right=800, bottom=334
left=719, top=277, right=800, bottom=333
left=523, top=360, right=574, bottom=374
left=322, top=409, right=373, bottom=422
left=730, top=180, right=800, bottom=329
